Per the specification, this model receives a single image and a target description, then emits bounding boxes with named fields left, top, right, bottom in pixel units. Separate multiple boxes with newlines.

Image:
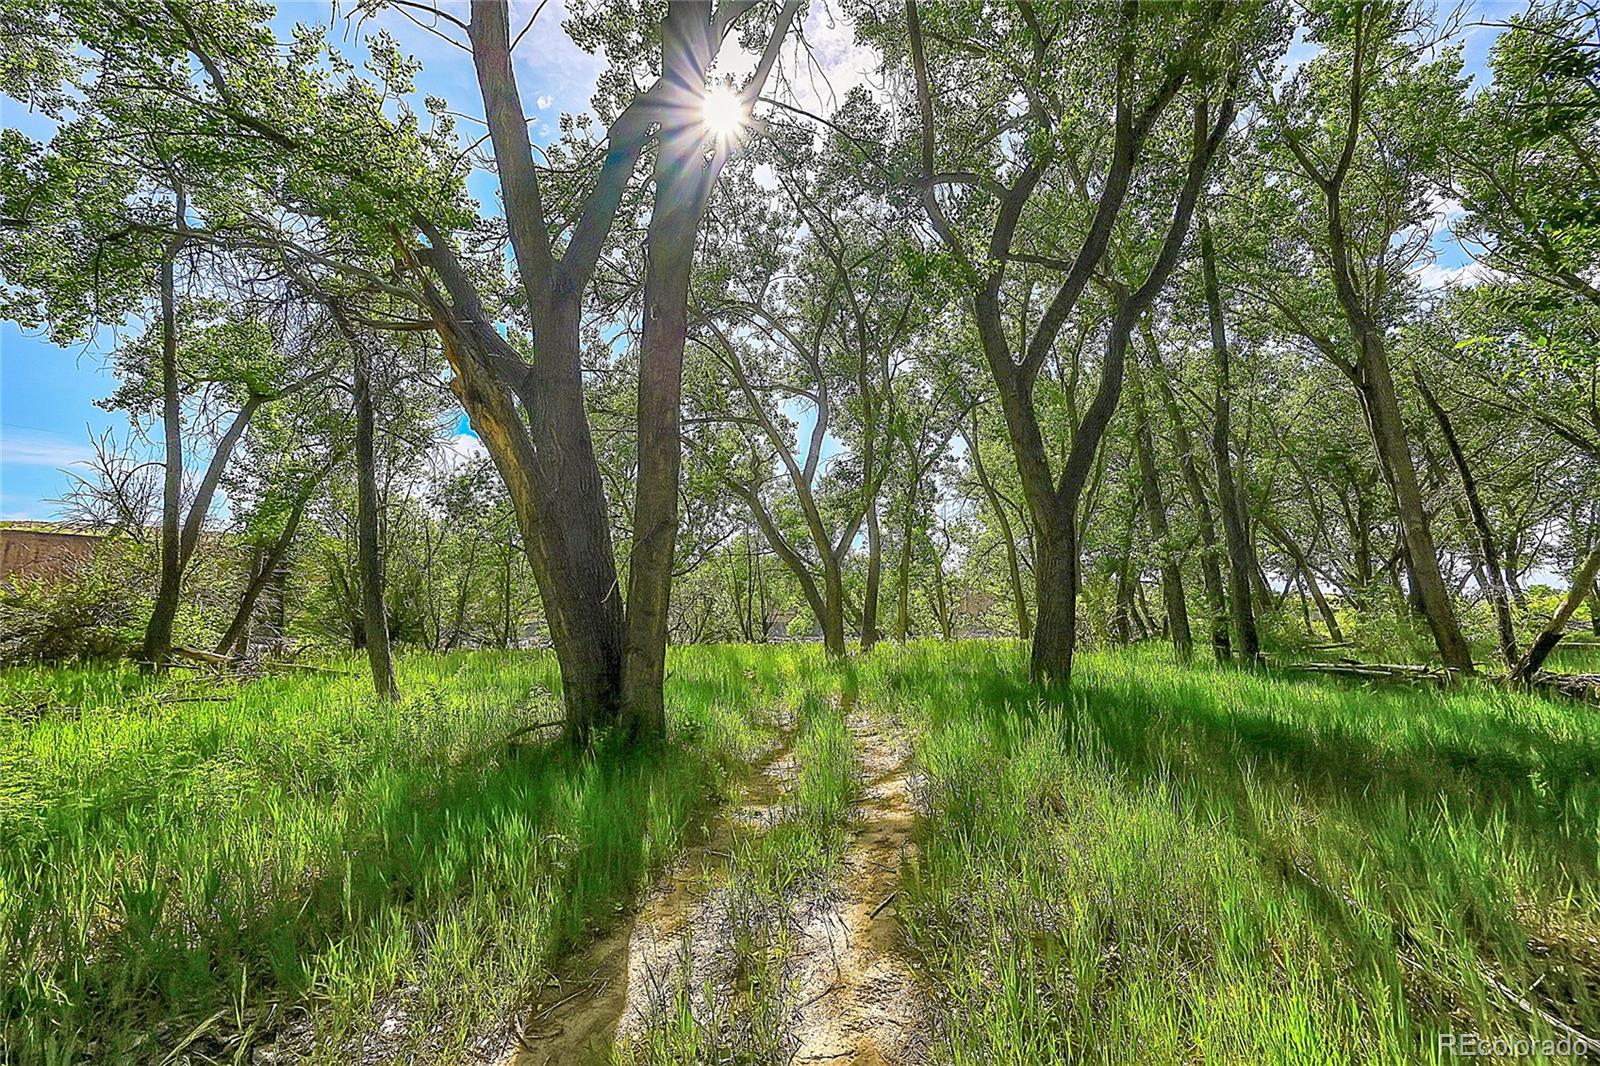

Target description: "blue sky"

left=0, top=2, right=1514, bottom=519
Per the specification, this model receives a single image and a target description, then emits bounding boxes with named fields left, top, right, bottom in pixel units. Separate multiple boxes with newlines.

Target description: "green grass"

left=869, top=641, right=1600, bottom=1063
left=0, top=647, right=805, bottom=1065
left=6, top=641, right=1600, bottom=1063
left=619, top=671, right=859, bottom=1064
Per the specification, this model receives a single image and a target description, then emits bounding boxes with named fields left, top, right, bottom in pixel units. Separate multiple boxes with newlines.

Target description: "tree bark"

left=1513, top=541, right=1600, bottom=680
left=141, top=193, right=186, bottom=670
left=862, top=491, right=884, bottom=649
left=1200, top=216, right=1259, bottom=665
left=895, top=495, right=916, bottom=642
left=352, top=332, right=398, bottom=700
left=1131, top=360, right=1192, bottom=660
left=1415, top=375, right=1518, bottom=667
left=619, top=4, right=714, bottom=738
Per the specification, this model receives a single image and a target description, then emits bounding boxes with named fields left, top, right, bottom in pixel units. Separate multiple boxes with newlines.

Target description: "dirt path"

left=502, top=737, right=799, bottom=1065
left=785, top=710, right=927, bottom=1065
left=498, top=704, right=927, bottom=1065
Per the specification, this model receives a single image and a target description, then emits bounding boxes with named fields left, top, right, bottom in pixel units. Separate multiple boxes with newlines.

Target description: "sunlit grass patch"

left=880, top=640, right=1600, bottom=1062
left=0, top=646, right=792, bottom=1064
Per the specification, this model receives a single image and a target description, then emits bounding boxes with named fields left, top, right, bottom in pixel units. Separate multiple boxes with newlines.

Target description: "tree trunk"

left=1132, top=361, right=1193, bottom=660
left=1146, top=329, right=1228, bottom=662
left=141, top=205, right=186, bottom=670
left=1416, top=375, right=1519, bottom=666
left=353, top=334, right=398, bottom=700
left=1030, top=517, right=1076, bottom=682
left=1200, top=217, right=1259, bottom=665
left=895, top=494, right=916, bottom=642
left=862, top=479, right=884, bottom=650
left=1513, top=541, right=1600, bottom=680
left=822, top=556, right=848, bottom=657
left=1113, top=489, right=1139, bottom=645
left=1352, top=346, right=1473, bottom=671
left=964, top=419, right=1031, bottom=641
left=619, top=21, right=714, bottom=737
left=1305, top=96, right=1475, bottom=671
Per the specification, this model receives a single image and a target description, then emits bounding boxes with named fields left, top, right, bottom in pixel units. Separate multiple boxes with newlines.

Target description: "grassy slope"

left=5, top=642, right=1600, bottom=1063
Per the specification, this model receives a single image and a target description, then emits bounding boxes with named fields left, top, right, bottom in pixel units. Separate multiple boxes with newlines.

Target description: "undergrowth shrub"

left=0, top=540, right=149, bottom=665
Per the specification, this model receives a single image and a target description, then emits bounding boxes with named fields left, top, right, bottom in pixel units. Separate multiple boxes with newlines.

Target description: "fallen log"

left=170, top=645, right=239, bottom=667
left=1273, top=658, right=1600, bottom=706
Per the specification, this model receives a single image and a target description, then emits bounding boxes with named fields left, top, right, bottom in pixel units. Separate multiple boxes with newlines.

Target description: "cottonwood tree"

left=16, top=0, right=805, bottom=735
left=1249, top=1, right=1475, bottom=671
left=882, top=0, right=1280, bottom=682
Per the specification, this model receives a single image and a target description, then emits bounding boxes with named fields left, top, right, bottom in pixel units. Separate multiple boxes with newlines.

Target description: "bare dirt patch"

left=785, top=711, right=928, bottom=1065
left=501, top=738, right=798, bottom=1065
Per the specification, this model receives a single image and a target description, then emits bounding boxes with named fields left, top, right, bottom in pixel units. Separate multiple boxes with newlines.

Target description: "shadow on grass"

left=877, top=647, right=1600, bottom=863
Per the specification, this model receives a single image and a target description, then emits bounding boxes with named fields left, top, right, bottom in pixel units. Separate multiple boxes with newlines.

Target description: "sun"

left=701, top=84, right=745, bottom=139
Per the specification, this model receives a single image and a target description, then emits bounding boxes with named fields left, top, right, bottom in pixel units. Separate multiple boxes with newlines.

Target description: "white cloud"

left=0, top=428, right=96, bottom=469
left=431, top=432, right=487, bottom=475
left=537, top=94, right=554, bottom=110
left=1413, top=261, right=1504, bottom=291
left=1426, top=193, right=1465, bottom=228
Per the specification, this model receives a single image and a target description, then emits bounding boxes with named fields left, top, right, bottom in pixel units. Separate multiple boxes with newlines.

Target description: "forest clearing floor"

left=503, top=724, right=799, bottom=1065
left=13, top=643, right=1600, bottom=1064
left=508, top=684, right=928, bottom=1065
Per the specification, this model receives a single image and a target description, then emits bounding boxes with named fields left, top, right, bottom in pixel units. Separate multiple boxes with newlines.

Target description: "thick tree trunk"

left=141, top=214, right=186, bottom=670
left=1200, top=218, right=1259, bottom=665
left=821, top=558, right=848, bottom=657
left=1514, top=541, right=1600, bottom=680
left=1030, top=517, right=1076, bottom=683
left=1132, top=362, right=1193, bottom=660
left=620, top=30, right=712, bottom=737
left=353, top=337, right=398, bottom=700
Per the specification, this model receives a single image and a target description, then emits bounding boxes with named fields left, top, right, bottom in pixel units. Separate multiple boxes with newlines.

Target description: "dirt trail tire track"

left=505, top=735, right=799, bottom=1066
left=786, top=710, right=927, bottom=1065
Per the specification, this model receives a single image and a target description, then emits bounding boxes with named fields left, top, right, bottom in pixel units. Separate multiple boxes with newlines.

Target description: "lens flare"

left=702, top=85, right=744, bottom=138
